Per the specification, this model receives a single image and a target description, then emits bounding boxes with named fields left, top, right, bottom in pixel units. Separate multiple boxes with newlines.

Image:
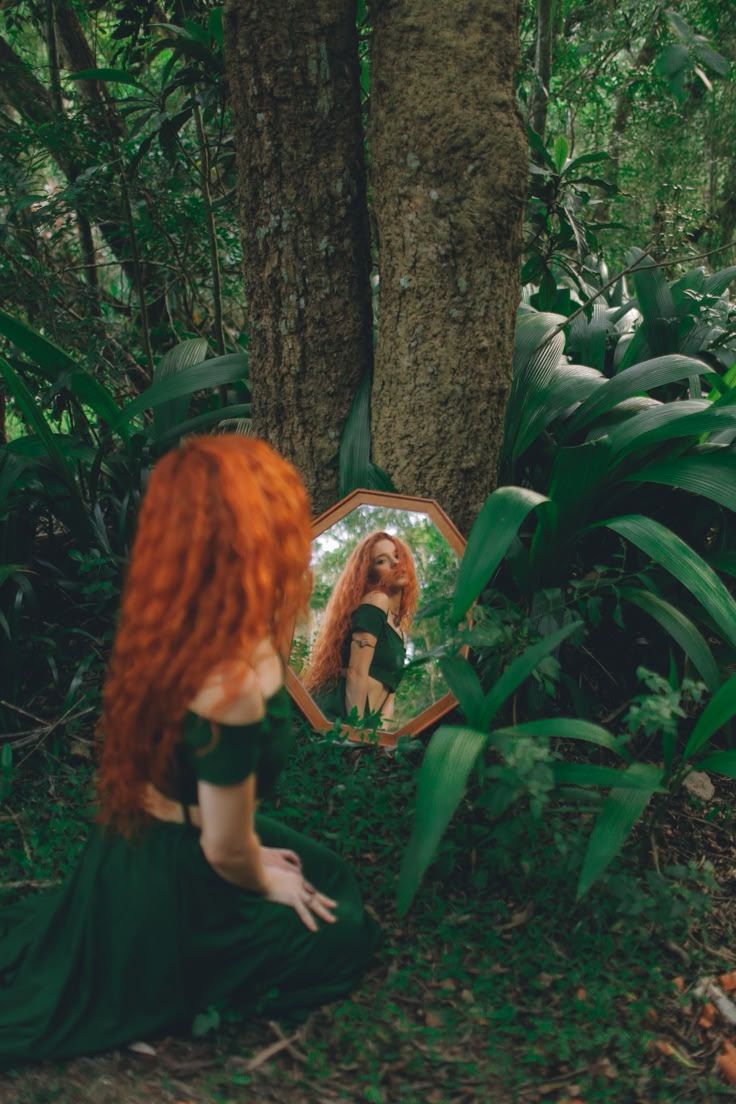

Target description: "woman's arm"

left=344, top=632, right=376, bottom=718
left=198, top=773, right=268, bottom=892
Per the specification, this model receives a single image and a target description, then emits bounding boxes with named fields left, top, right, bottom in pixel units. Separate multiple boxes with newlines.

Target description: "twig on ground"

left=0, top=879, right=60, bottom=890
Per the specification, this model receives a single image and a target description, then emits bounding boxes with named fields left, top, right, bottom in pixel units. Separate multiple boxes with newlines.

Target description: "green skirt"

left=0, top=815, right=379, bottom=1070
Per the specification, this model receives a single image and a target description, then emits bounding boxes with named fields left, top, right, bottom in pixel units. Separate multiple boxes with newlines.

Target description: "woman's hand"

left=260, top=846, right=302, bottom=873
left=263, top=867, right=337, bottom=932
left=141, top=783, right=185, bottom=823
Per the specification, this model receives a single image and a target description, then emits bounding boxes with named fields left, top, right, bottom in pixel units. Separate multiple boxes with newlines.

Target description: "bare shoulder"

left=188, top=641, right=283, bottom=725
left=362, top=590, right=390, bottom=612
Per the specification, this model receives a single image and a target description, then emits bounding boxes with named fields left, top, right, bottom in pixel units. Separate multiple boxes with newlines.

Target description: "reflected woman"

left=303, top=532, right=418, bottom=727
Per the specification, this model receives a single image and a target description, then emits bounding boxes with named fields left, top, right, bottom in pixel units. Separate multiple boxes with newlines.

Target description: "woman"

left=0, top=435, right=379, bottom=1070
left=302, top=531, right=418, bottom=727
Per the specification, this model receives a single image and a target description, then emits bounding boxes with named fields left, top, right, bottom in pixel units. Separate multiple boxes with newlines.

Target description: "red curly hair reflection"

left=302, top=530, right=418, bottom=694
left=96, top=435, right=311, bottom=833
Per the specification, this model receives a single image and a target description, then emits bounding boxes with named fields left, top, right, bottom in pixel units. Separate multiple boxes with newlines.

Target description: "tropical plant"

left=0, top=311, right=249, bottom=729
left=397, top=491, right=736, bottom=912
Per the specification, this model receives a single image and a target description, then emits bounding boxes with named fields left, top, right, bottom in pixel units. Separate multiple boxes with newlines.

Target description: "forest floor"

left=2, top=722, right=736, bottom=1104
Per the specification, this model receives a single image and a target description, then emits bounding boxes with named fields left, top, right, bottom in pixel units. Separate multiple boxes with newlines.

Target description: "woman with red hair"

left=303, top=531, right=418, bottom=726
left=0, top=435, right=379, bottom=1070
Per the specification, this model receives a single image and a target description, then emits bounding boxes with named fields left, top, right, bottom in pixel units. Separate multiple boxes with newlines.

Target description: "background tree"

left=368, top=0, right=528, bottom=533
left=222, top=0, right=373, bottom=514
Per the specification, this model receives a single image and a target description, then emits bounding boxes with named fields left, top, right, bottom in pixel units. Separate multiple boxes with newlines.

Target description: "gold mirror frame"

left=285, top=489, right=467, bottom=747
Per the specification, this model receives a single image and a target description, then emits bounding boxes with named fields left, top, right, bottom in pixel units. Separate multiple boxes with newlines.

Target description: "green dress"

left=0, top=688, right=379, bottom=1071
left=314, top=604, right=407, bottom=721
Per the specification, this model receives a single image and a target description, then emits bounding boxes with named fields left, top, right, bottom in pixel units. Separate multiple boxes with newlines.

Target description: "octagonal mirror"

left=285, top=490, right=467, bottom=746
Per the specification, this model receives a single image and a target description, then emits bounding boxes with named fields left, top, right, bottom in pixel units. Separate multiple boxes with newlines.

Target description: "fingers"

left=294, top=897, right=318, bottom=933
left=307, top=895, right=337, bottom=924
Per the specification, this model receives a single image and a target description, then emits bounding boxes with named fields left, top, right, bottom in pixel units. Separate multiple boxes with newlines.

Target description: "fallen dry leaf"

left=683, top=770, right=715, bottom=802
left=718, top=1040, right=736, bottom=1085
left=575, top=987, right=587, bottom=1001
left=424, top=1010, right=443, bottom=1028
left=652, top=1040, right=696, bottom=1068
left=128, top=1040, right=156, bottom=1056
left=699, top=1002, right=717, bottom=1029
left=673, top=976, right=685, bottom=994
left=719, top=971, right=736, bottom=992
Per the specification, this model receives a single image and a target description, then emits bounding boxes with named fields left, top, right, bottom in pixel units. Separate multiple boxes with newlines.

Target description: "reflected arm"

left=344, top=632, right=376, bottom=718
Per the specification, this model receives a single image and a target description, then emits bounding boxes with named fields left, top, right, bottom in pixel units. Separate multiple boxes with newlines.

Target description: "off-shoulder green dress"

left=0, top=688, right=379, bottom=1070
left=314, top=603, right=407, bottom=721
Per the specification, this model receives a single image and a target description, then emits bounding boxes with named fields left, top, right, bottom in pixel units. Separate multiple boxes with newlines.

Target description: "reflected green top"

left=169, top=685, right=293, bottom=804
left=343, top=603, right=406, bottom=692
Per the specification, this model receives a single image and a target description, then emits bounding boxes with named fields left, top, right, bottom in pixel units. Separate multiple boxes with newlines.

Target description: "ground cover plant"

left=3, top=718, right=736, bottom=1103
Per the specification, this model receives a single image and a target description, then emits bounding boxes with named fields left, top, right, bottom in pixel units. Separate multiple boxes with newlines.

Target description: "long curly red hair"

left=96, top=434, right=311, bottom=832
left=302, top=530, right=418, bottom=693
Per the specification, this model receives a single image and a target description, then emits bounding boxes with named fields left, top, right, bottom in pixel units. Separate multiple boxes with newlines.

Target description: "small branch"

left=194, top=99, right=226, bottom=396
left=0, top=879, right=61, bottom=891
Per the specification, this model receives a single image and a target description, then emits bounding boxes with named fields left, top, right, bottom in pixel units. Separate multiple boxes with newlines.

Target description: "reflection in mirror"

left=290, top=503, right=461, bottom=736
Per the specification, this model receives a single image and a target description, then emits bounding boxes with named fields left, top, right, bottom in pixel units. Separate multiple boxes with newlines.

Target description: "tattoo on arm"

left=352, top=637, right=376, bottom=649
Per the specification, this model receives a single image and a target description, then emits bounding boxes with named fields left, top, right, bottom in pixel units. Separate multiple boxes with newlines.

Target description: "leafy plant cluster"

left=398, top=242, right=736, bottom=911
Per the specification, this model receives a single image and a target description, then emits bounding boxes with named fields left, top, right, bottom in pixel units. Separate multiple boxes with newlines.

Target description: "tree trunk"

left=223, top=0, right=372, bottom=514
left=369, top=0, right=527, bottom=534
left=529, top=0, right=555, bottom=141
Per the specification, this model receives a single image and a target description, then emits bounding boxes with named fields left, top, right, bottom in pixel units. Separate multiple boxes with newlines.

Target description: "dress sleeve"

left=183, top=712, right=266, bottom=785
left=183, top=686, right=294, bottom=788
left=350, top=603, right=386, bottom=638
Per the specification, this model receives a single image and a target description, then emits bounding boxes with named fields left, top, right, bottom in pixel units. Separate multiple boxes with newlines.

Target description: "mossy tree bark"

left=223, top=0, right=372, bottom=514
left=369, top=0, right=527, bottom=533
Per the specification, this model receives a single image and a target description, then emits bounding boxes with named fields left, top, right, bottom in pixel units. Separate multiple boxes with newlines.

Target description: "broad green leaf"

left=601, top=516, right=736, bottom=648
left=620, top=587, right=720, bottom=691
left=627, top=248, right=677, bottom=358
left=565, top=355, right=710, bottom=436
left=606, top=401, right=736, bottom=459
left=0, top=452, right=35, bottom=509
left=0, top=310, right=122, bottom=432
left=113, top=353, right=248, bottom=430
left=481, top=621, right=582, bottom=728
left=683, top=674, right=736, bottom=761
left=452, top=486, right=548, bottom=621
left=0, top=358, right=77, bottom=491
left=439, top=655, right=486, bottom=729
left=154, top=403, right=252, bottom=447
left=0, top=564, right=27, bottom=587
left=493, top=718, right=625, bottom=755
left=553, top=135, right=568, bottom=173
left=704, top=266, right=736, bottom=297
left=397, top=725, right=488, bottom=915
left=152, top=338, right=208, bottom=438
left=696, top=751, right=736, bottom=777
left=504, top=311, right=566, bottom=466
left=69, top=67, right=145, bottom=87
left=576, top=773, right=658, bottom=898
left=552, top=763, right=664, bottom=791
left=569, top=301, right=607, bottom=374
left=529, top=437, right=612, bottom=578
left=338, top=372, right=395, bottom=496
left=513, top=363, right=604, bottom=461
left=626, top=453, right=736, bottom=513
left=0, top=358, right=90, bottom=534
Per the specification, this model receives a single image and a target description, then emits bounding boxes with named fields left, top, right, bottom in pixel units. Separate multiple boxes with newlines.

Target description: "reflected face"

left=370, top=539, right=408, bottom=589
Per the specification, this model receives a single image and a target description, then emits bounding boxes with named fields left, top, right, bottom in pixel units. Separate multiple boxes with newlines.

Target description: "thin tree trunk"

left=46, top=0, right=100, bottom=310
left=193, top=101, right=226, bottom=360
left=530, top=0, right=555, bottom=141
left=369, top=0, right=527, bottom=534
left=223, top=0, right=372, bottom=514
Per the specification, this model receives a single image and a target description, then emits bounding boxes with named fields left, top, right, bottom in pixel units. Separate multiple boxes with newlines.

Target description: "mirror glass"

left=288, top=502, right=461, bottom=736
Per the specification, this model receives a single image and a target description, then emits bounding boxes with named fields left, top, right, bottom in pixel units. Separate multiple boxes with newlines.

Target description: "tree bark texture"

left=369, top=0, right=527, bottom=534
left=223, top=0, right=372, bottom=514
